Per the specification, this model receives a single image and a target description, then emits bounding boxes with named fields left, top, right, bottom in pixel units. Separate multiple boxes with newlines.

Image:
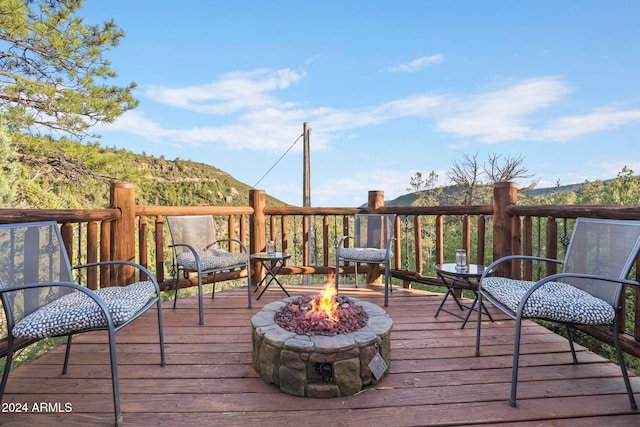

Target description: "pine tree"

left=0, top=124, right=21, bottom=207
left=0, top=0, right=137, bottom=139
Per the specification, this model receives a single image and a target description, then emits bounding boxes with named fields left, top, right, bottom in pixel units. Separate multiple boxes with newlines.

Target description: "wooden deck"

left=2, top=283, right=640, bottom=426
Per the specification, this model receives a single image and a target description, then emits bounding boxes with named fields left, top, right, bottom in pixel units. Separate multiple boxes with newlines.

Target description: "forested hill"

left=13, top=136, right=286, bottom=209
left=385, top=182, right=594, bottom=207
left=10, top=136, right=619, bottom=210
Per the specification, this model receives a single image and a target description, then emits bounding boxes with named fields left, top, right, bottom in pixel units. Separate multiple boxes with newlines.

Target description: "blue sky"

left=79, top=1, right=640, bottom=206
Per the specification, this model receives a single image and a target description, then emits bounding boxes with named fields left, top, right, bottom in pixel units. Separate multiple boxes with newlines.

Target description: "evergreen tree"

left=407, top=170, right=441, bottom=272
left=610, top=166, right=640, bottom=206
left=0, top=0, right=137, bottom=139
left=0, top=124, right=21, bottom=206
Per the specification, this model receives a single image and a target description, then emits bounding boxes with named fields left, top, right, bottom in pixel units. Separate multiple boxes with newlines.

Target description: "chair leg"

left=172, top=274, right=180, bottom=310
left=335, top=260, right=340, bottom=294
left=62, top=334, right=73, bottom=375
left=383, top=265, right=389, bottom=307
left=565, top=324, right=578, bottom=364
left=509, top=316, right=524, bottom=408
left=197, top=271, right=204, bottom=326
left=106, top=328, right=123, bottom=427
left=613, top=318, right=638, bottom=410
left=210, top=271, right=217, bottom=299
left=475, top=293, right=483, bottom=356
left=156, top=300, right=166, bottom=367
left=247, top=261, right=253, bottom=309
left=0, top=340, right=15, bottom=399
left=354, top=263, right=359, bottom=288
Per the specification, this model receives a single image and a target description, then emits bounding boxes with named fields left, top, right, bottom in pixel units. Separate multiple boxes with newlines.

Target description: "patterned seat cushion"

left=481, top=277, right=615, bottom=325
left=13, top=281, right=157, bottom=339
left=339, top=247, right=390, bottom=263
left=176, top=249, right=248, bottom=272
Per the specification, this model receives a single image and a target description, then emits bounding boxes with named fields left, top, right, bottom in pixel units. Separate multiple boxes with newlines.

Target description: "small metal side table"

left=251, top=252, right=292, bottom=300
left=434, top=263, right=494, bottom=329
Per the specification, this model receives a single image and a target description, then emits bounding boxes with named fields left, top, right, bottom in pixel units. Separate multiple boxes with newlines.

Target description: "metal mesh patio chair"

left=167, top=215, right=251, bottom=325
left=335, top=214, right=395, bottom=306
left=0, top=221, right=166, bottom=427
left=475, top=217, right=640, bottom=410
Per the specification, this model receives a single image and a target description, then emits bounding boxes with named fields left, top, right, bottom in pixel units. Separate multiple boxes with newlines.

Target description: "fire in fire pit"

left=274, top=284, right=369, bottom=336
left=251, top=282, right=393, bottom=398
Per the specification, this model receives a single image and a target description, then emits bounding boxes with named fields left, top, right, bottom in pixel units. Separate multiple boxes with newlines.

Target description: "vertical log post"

left=138, top=216, right=149, bottom=281
left=366, top=190, right=385, bottom=284
left=100, top=221, right=111, bottom=286
left=393, top=218, right=402, bottom=271
left=250, top=189, right=266, bottom=287
left=462, top=214, right=471, bottom=262
left=86, top=221, right=98, bottom=289
left=435, top=215, right=444, bottom=266
left=414, top=215, right=422, bottom=274
left=110, top=182, right=136, bottom=286
left=477, top=215, right=486, bottom=267
left=522, top=216, right=533, bottom=280
left=493, top=182, right=518, bottom=277
left=155, top=216, right=165, bottom=283
left=322, top=215, right=329, bottom=266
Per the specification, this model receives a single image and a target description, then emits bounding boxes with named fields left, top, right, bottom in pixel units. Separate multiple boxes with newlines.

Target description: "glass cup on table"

left=455, top=249, right=467, bottom=272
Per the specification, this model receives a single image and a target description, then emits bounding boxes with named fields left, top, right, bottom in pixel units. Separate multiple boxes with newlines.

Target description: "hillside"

left=13, top=136, right=286, bottom=209
left=385, top=181, right=590, bottom=207
left=9, top=135, right=617, bottom=210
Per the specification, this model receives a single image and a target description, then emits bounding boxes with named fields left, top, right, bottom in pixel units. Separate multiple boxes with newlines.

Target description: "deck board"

left=2, top=284, right=639, bottom=426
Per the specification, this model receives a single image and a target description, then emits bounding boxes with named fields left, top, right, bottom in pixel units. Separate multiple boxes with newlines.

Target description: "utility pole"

left=303, top=123, right=311, bottom=285
left=303, top=122, right=311, bottom=207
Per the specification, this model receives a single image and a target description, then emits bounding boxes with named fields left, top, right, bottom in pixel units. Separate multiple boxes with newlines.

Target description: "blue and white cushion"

left=176, top=249, right=248, bottom=271
left=481, top=277, right=615, bottom=325
left=12, top=281, right=157, bottom=339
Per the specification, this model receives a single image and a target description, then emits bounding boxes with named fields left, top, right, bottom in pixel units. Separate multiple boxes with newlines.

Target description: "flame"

left=310, top=281, right=339, bottom=321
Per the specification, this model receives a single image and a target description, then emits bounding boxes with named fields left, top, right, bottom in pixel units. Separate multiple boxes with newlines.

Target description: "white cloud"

left=435, top=77, right=570, bottom=142
left=101, top=110, right=171, bottom=139
left=538, top=108, right=640, bottom=141
left=596, top=160, right=640, bottom=179
left=104, top=70, right=640, bottom=158
left=313, top=169, right=413, bottom=206
left=385, top=54, right=445, bottom=73
left=144, top=68, right=305, bottom=115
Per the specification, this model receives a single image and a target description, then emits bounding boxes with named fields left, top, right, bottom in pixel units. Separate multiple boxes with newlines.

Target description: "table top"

left=436, top=263, right=487, bottom=277
left=251, top=251, right=292, bottom=261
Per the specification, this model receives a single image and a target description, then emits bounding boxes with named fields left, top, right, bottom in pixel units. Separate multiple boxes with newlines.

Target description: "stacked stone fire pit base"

left=251, top=297, right=393, bottom=398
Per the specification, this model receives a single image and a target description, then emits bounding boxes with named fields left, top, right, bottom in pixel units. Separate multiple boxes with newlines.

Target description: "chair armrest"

left=385, top=236, right=395, bottom=254
left=337, top=235, right=353, bottom=248
left=480, top=255, right=563, bottom=281
left=211, top=238, right=249, bottom=254
left=169, top=243, right=199, bottom=258
left=73, top=260, right=162, bottom=295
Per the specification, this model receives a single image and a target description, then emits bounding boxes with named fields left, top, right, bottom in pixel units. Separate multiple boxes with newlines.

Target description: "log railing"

left=1, top=182, right=640, bottom=358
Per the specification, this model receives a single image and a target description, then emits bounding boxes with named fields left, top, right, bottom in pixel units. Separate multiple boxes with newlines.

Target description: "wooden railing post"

left=493, top=182, right=518, bottom=277
left=250, top=189, right=266, bottom=286
left=368, top=190, right=384, bottom=212
left=366, top=190, right=385, bottom=284
left=110, top=182, right=136, bottom=285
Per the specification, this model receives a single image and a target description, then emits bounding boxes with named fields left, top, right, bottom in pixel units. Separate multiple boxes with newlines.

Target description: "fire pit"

left=251, top=284, right=393, bottom=398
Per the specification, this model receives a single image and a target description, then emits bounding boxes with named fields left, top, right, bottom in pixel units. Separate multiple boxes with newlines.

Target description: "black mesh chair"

left=167, top=215, right=251, bottom=325
left=0, top=221, right=166, bottom=426
left=476, top=217, right=640, bottom=410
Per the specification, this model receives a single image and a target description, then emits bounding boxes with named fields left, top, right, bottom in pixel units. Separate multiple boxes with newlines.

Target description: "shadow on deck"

left=2, top=284, right=640, bottom=426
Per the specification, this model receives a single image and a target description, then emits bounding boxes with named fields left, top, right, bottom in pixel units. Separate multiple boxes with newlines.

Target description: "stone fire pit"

left=251, top=296, right=393, bottom=398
